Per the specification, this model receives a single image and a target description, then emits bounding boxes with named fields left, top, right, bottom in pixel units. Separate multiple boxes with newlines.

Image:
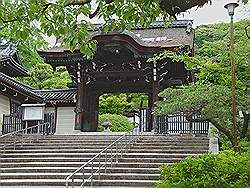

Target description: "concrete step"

left=39, top=137, right=121, bottom=141
left=135, top=142, right=209, bottom=146
left=1, top=162, right=169, bottom=168
left=9, top=145, right=208, bottom=150
left=10, top=145, right=110, bottom=150
left=1, top=152, right=201, bottom=159
left=2, top=148, right=208, bottom=154
left=0, top=179, right=157, bottom=187
left=0, top=133, right=209, bottom=187
left=140, top=134, right=208, bottom=140
left=9, top=142, right=112, bottom=148
left=0, top=157, right=95, bottom=163
left=0, top=172, right=160, bottom=180
left=0, top=156, right=190, bottom=163
left=100, top=173, right=160, bottom=180
left=137, top=140, right=209, bottom=144
left=89, top=179, right=157, bottom=187
left=0, top=167, right=159, bottom=174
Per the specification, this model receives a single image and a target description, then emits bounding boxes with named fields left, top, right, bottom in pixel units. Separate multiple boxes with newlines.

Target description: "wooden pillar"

left=74, top=73, right=84, bottom=130
left=148, top=62, right=160, bottom=131
left=88, top=93, right=99, bottom=131
left=81, top=75, right=92, bottom=132
left=74, top=63, right=92, bottom=131
left=147, top=93, right=154, bottom=132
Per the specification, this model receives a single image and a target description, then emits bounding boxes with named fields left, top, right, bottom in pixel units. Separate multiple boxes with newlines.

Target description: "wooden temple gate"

left=39, top=21, right=194, bottom=132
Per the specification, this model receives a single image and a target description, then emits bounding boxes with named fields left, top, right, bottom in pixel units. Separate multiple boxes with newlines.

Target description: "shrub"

left=156, top=150, right=249, bottom=188
left=98, top=114, right=134, bottom=132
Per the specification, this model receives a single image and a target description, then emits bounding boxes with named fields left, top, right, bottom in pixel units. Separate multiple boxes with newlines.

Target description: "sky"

left=177, top=0, right=250, bottom=27
left=45, top=0, right=250, bottom=46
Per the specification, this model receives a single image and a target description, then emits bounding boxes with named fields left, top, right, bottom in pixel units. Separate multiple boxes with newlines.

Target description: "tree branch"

left=64, top=0, right=91, bottom=7
left=0, top=17, right=20, bottom=24
left=210, top=118, right=234, bottom=146
left=186, top=115, right=209, bottom=122
left=186, top=112, right=234, bottom=145
left=42, top=3, right=55, bottom=13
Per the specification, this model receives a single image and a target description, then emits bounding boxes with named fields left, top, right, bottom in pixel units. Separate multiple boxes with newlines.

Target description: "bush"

left=98, top=114, right=134, bottom=132
left=156, top=150, right=249, bottom=188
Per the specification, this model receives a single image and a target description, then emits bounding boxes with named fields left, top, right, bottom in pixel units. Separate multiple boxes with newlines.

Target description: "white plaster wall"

left=0, top=93, right=10, bottom=135
left=56, top=107, right=75, bottom=134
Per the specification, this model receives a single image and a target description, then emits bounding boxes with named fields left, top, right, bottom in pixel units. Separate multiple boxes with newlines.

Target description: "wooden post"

left=91, top=94, right=99, bottom=131
left=148, top=62, right=160, bottom=132
left=74, top=62, right=84, bottom=131
left=81, top=75, right=91, bottom=132
left=74, top=79, right=83, bottom=130
left=147, top=93, right=154, bottom=132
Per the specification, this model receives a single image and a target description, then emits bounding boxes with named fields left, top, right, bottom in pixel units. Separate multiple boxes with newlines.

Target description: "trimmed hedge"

left=156, top=150, right=249, bottom=188
left=98, top=113, right=134, bottom=132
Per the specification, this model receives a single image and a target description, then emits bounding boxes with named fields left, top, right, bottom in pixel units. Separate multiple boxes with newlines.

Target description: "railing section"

left=154, top=113, right=209, bottom=134
left=0, top=122, right=51, bottom=153
left=2, top=112, right=55, bottom=135
left=65, top=126, right=141, bottom=188
left=2, top=114, right=23, bottom=134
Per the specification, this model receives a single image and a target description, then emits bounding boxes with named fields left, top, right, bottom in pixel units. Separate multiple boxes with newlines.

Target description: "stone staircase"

left=0, top=133, right=209, bottom=187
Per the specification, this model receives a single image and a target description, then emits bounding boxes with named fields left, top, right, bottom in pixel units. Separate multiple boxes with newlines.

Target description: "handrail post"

left=72, top=178, right=74, bottom=188
left=82, top=167, right=85, bottom=186
left=125, top=134, right=127, bottom=152
left=110, top=146, right=113, bottom=168
left=129, top=132, right=131, bottom=147
left=25, top=121, right=28, bottom=134
left=98, top=154, right=101, bottom=179
left=116, top=142, right=118, bottom=163
left=21, top=129, right=24, bottom=147
left=91, top=160, right=94, bottom=186
left=13, top=132, right=16, bottom=150
left=120, top=140, right=123, bottom=158
left=37, top=123, right=40, bottom=141
left=105, top=150, right=107, bottom=173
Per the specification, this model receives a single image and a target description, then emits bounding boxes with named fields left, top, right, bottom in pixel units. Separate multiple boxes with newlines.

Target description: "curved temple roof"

left=0, top=45, right=28, bottom=77
left=35, top=89, right=77, bottom=104
left=0, top=72, right=76, bottom=104
left=40, top=20, right=194, bottom=54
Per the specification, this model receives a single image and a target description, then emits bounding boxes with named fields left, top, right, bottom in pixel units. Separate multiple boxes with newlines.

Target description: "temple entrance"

left=98, top=93, right=149, bottom=132
left=39, top=21, right=194, bottom=132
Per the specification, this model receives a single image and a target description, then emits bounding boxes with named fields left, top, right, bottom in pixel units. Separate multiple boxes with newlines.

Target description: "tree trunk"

left=186, top=114, right=234, bottom=146
left=209, top=118, right=234, bottom=146
left=240, top=112, right=250, bottom=139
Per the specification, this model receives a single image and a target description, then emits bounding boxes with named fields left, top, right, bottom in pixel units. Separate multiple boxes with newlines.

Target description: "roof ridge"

left=34, top=88, right=76, bottom=92
left=90, top=19, right=193, bottom=31
left=0, top=72, right=43, bottom=101
left=0, top=72, right=37, bottom=91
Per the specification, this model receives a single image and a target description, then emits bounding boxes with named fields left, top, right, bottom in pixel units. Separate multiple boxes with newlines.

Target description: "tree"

left=151, top=20, right=250, bottom=146
left=98, top=113, right=134, bottom=132
left=16, top=64, right=71, bottom=89
left=99, top=93, right=148, bottom=115
left=1, top=28, right=72, bottom=90
left=99, top=93, right=130, bottom=115
left=153, top=84, right=248, bottom=146
left=5, top=0, right=247, bottom=58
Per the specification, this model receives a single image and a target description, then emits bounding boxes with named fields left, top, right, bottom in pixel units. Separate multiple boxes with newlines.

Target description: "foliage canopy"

left=152, top=19, right=250, bottom=145
left=156, top=150, right=250, bottom=188
left=98, top=113, right=134, bottom=132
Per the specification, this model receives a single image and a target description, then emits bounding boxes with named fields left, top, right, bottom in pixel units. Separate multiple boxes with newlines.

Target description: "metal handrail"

left=65, top=126, right=141, bottom=188
left=0, top=122, right=51, bottom=152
